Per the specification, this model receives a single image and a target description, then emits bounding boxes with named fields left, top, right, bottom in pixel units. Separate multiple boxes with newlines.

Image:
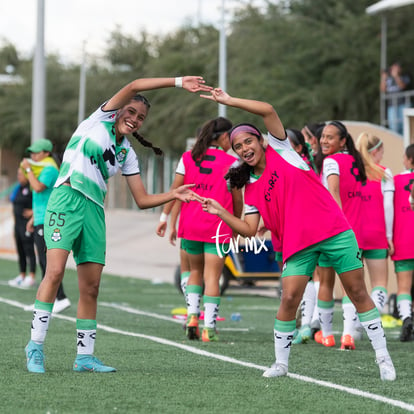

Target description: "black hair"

left=406, top=143, right=414, bottom=162
left=327, top=121, right=367, bottom=183
left=225, top=162, right=253, bottom=189
left=286, top=128, right=316, bottom=172
left=191, top=117, right=233, bottom=161
left=130, top=94, right=163, bottom=156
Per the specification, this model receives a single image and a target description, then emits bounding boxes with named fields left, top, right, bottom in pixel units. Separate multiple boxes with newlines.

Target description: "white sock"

left=76, top=329, right=96, bottom=355
left=342, top=301, right=358, bottom=336
left=359, top=310, right=390, bottom=359
left=186, top=293, right=201, bottom=316
left=301, top=281, right=316, bottom=326
left=318, top=301, right=334, bottom=337
left=274, top=329, right=295, bottom=367
left=311, top=281, right=320, bottom=325
left=397, top=297, right=412, bottom=321
left=371, top=287, right=388, bottom=314
left=204, top=300, right=220, bottom=329
left=31, top=309, right=51, bottom=344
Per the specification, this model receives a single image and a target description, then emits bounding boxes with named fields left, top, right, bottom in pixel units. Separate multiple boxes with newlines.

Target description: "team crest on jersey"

left=116, top=148, right=128, bottom=163
left=51, top=228, right=62, bottom=242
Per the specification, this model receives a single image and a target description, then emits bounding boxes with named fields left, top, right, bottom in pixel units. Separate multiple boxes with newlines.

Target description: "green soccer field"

left=1, top=257, right=414, bottom=414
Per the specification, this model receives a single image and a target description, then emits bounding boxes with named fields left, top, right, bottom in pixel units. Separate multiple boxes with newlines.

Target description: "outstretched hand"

left=173, top=184, right=200, bottom=203
left=183, top=76, right=213, bottom=93
left=198, top=197, right=224, bottom=216
left=200, top=88, right=231, bottom=104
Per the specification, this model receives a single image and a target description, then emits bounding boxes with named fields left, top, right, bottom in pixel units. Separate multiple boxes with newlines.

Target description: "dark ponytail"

left=328, top=121, right=367, bottom=183
left=131, top=94, right=163, bottom=156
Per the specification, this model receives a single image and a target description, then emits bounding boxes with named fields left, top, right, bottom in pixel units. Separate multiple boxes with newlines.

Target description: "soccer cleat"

left=399, top=317, right=413, bottom=342
left=340, top=334, right=356, bottom=350
left=292, top=324, right=312, bottom=344
left=25, top=340, right=45, bottom=373
left=201, top=328, right=218, bottom=342
left=8, top=275, right=24, bottom=287
left=322, top=335, right=336, bottom=347
left=73, top=355, right=116, bottom=373
left=186, top=314, right=200, bottom=340
left=19, top=276, right=36, bottom=289
left=314, top=330, right=323, bottom=344
left=53, top=298, right=71, bottom=314
left=310, top=320, right=321, bottom=339
left=262, top=363, right=288, bottom=378
left=376, top=356, right=396, bottom=381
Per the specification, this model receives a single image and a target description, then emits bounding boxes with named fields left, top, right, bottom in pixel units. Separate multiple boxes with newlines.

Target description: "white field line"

left=2, top=296, right=413, bottom=413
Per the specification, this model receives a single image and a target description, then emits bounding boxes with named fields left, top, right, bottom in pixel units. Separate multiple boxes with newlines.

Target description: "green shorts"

left=275, top=251, right=283, bottom=263
left=361, top=248, right=388, bottom=260
left=394, top=259, right=414, bottom=273
left=44, top=185, right=106, bottom=265
left=283, top=230, right=362, bottom=277
left=181, top=238, right=229, bottom=257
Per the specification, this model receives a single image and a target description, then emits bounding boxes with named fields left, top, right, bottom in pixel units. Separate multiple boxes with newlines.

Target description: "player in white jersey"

left=25, top=75, right=212, bottom=374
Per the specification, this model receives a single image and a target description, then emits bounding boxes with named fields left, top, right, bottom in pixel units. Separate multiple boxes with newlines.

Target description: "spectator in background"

left=21, top=139, right=71, bottom=313
left=8, top=167, right=36, bottom=288
left=380, top=61, right=411, bottom=135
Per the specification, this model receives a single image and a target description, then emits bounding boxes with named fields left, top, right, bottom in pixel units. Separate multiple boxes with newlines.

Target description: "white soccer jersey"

left=55, top=105, right=140, bottom=208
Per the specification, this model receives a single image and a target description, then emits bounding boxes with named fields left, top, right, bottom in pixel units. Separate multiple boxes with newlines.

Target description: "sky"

left=0, top=0, right=266, bottom=64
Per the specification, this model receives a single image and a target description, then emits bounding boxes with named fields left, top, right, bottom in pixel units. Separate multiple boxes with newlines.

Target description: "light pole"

left=218, top=0, right=227, bottom=117
left=31, top=0, right=46, bottom=144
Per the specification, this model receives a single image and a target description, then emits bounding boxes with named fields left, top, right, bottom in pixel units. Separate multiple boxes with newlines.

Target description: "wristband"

left=175, top=77, right=183, bottom=88
left=25, top=168, right=32, bottom=173
left=160, top=212, right=168, bottom=222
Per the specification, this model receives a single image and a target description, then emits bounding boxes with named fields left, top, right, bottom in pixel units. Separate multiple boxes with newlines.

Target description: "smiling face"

left=320, top=124, right=346, bottom=155
left=115, top=100, right=148, bottom=140
left=232, top=132, right=265, bottom=172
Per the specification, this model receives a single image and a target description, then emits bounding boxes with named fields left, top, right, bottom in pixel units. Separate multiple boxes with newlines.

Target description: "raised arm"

left=200, top=88, right=286, bottom=139
left=103, top=76, right=212, bottom=111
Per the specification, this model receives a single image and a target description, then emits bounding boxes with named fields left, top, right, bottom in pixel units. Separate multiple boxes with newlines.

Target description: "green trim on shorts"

left=397, top=294, right=412, bottom=302
left=76, top=319, right=97, bottom=330
left=362, top=249, right=388, bottom=259
left=186, top=284, right=203, bottom=295
left=394, top=259, right=414, bottom=273
left=274, top=319, right=296, bottom=332
left=34, top=300, right=54, bottom=313
left=358, top=308, right=380, bottom=322
left=342, top=296, right=352, bottom=305
left=181, top=238, right=229, bottom=256
left=317, top=299, right=335, bottom=309
left=203, top=295, right=221, bottom=305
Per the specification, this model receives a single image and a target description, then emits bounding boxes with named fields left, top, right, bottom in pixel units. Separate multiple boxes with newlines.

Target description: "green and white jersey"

left=56, top=105, right=140, bottom=208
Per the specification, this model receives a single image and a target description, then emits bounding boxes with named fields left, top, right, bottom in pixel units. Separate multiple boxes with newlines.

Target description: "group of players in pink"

left=158, top=87, right=414, bottom=382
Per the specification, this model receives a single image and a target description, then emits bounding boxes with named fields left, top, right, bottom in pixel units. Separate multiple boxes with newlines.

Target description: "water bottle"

left=231, top=312, right=241, bottom=321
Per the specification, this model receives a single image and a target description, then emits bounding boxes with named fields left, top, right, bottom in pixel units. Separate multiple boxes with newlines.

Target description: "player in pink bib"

left=392, top=144, right=414, bottom=341
left=197, top=88, right=396, bottom=381
left=157, top=117, right=242, bottom=342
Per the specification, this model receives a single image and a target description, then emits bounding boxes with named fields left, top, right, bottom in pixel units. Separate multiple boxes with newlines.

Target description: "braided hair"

left=130, top=94, right=163, bottom=156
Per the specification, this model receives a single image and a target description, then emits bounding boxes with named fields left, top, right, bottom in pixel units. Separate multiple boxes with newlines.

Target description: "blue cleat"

left=73, top=355, right=116, bottom=373
left=292, top=324, right=312, bottom=344
left=25, top=340, right=45, bottom=373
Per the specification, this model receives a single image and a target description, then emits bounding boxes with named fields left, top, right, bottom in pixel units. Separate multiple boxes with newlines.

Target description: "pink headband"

left=230, top=125, right=261, bottom=143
